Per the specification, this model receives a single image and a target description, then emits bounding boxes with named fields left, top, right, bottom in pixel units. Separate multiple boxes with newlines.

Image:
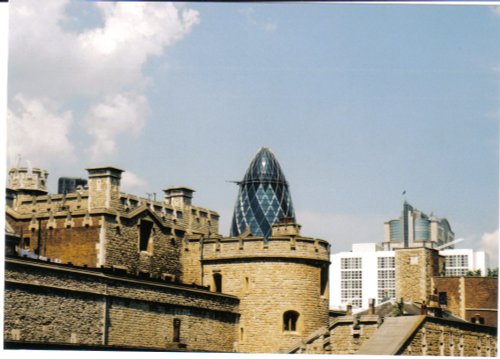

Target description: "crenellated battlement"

left=184, top=234, right=330, bottom=263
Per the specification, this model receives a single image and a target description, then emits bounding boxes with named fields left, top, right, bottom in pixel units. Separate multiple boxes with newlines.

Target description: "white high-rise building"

left=329, top=243, right=487, bottom=311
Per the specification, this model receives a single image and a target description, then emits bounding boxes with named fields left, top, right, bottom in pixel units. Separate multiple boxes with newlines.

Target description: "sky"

left=5, top=1, right=500, bottom=265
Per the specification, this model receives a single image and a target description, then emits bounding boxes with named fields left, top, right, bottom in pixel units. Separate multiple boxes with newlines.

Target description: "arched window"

left=283, top=311, right=299, bottom=332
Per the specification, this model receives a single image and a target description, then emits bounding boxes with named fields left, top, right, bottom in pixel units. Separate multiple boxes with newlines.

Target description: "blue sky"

left=6, top=1, right=499, bottom=264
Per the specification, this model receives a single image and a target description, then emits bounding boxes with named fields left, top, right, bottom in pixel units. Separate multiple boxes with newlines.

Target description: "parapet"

left=185, top=234, right=330, bottom=263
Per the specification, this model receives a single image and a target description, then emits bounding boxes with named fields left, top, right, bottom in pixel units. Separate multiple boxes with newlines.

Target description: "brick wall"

left=432, top=276, right=498, bottom=327
left=463, top=277, right=498, bottom=327
left=8, top=215, right=101, bottom=267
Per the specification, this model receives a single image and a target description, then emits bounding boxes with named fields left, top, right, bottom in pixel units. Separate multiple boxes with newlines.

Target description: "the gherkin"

left=230, top=147, right=296, bottom=237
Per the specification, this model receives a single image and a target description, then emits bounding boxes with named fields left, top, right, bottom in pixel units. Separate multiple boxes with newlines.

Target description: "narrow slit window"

left=173, top=318, right=181, bottom=343
left=213, top=273, right=222, bottom=293
left=320, top=266, right=329, bottom=296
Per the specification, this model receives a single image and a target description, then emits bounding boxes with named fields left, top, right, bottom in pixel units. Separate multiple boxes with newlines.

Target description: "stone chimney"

left=420, top=300, right=428, bottom=315
left=163, top=187, right=194, bottom=208
left=86, top=166, right=123, bottom=210
left=346, top=304, right=353, bottom=316
left=395, top=247, right=442, bottom=304
left=368, top=298, right=376, bottom=315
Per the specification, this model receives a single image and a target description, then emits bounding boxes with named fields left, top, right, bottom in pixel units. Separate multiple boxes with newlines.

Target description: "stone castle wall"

left=432, top=276, right=463, bottom=318
left=400, top=317, right=497, bottom=356
left=102, top=212, right=182, bottom=278
left=395, top=247, right=441, bottom=303
left=328, top=316, right=379, bottom=354
left=4, top=258, right=239, bottom=352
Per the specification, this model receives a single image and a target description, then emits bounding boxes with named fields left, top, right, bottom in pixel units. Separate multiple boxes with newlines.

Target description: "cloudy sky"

left=5, top=1, right=499, bottom=264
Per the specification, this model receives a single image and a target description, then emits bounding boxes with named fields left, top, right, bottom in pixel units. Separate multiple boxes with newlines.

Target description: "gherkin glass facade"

left=230, top=147, right=295, bottom=237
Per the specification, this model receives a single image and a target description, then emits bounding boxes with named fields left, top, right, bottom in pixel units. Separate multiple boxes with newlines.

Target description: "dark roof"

left=242, top=147, right=288, bottom=184
left=356, top=300, right=467, bottom=323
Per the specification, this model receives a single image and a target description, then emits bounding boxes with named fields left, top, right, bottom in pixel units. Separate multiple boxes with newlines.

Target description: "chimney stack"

left=368, top=298, right=376, bottom=315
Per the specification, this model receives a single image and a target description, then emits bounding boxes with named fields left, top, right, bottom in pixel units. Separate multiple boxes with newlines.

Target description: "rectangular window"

left=340, top=257, right=362, bottom=308
left=176, top=211, right=183, bottom=219
left=439, top=292, right=448, bottom=306
left=139, top=220, right=153, bottom=252
left=377, top=257, right=395, bottom=303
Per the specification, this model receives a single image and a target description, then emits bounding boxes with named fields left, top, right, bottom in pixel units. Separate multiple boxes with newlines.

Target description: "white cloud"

left=7, top=94, right=75, bottom=167
left=480, top=229, right=499, bottom=267
left=239, top=7, right=277, bottom=33
left=9, top=1, right=200, bottom=98
left=82, top=93, right=149, bottom=161
left=121, top=170, right=149, bottom=194
left=8, top=0, right=200, bottom=168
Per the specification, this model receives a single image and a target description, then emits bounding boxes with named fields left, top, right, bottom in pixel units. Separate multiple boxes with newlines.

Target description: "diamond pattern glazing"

left=230, top=147, right=295, bottom=237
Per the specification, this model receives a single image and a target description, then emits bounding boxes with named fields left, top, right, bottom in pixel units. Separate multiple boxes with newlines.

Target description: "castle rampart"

left=4, top=257, right=239, bottom=352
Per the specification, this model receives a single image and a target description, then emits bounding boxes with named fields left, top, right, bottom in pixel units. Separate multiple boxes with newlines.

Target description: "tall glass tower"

left=230, top=147, right=295, bottom=237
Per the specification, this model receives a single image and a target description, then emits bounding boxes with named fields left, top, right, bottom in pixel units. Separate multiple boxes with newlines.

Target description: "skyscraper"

left=230, top=147, right=295, bottom=237
left=383, top=201, right=455, bottom=250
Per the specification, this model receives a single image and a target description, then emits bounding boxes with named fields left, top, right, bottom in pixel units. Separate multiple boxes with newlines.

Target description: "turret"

left=163, top=187, right=194, bottom=208
left=86, top=166, right=123, bottom=210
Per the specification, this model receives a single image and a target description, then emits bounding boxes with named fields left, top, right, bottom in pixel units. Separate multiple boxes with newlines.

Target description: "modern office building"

left=57, top=177, right=88, bottom=194
left=230, top=147, right=295, bottom=238
left=330, top=243, right=487, bottom=311
left=440, top=248, right=487, bottom=277
left=383, top=201, right=455, bottom=250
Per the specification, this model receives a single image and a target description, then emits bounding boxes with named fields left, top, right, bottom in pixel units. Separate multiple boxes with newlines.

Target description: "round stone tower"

left=200, top=227, right=330, bottom=353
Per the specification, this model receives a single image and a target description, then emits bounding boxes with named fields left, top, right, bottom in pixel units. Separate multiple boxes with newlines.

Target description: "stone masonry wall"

left=4, top=286, right=104, bottom=345
left=181, top=237, right=203, bottom=285
left=399, top=317, right=497, bottom=356
left=395, top=248, right=441, bottom=303
left=103, top=212, right=182, bottom=278
left=290, top=316, right=381, bottom=354
left=202, top=236, right=330, bottom=262
left=203, top=258, right=329, bottom=353
left=329, top=318, right=379, bottom=354
left=5, top=258, right=239, bottom=352
left=432, top=276, right=463, bottom=319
